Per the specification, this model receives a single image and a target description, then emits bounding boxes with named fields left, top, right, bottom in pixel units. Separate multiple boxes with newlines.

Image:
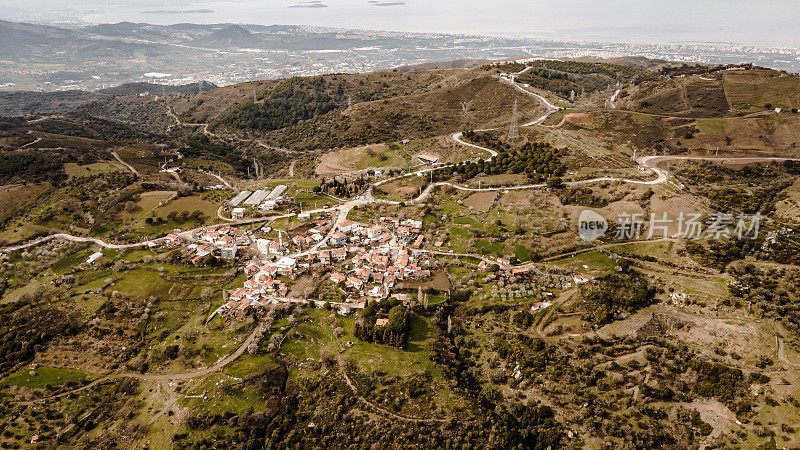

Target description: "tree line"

left=433, top=133, right=566, bottom=182
left=354, top=300, right=410, bottom=348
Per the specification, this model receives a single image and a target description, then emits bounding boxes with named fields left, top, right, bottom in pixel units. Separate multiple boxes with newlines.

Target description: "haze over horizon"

left=2, top=0, right=800, bottom=48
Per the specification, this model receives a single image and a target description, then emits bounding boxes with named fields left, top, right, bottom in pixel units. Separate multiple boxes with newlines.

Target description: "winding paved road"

left=7, top=72, right=796, bottom=258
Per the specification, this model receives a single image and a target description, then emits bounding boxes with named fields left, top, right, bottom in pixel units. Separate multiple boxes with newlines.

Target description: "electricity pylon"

left=507, top=100, right=519, bottom=141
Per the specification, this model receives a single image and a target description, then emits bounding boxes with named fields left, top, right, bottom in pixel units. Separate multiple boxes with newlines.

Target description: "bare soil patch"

left=401, top=270, right=451, bottom=291
left=687, top=398, right=737, bottom=441
left=463, top=191, right=496, bottom=212
left=565, top=113, right=594, bottom=125
left=316, top=151, right=352, bottom=176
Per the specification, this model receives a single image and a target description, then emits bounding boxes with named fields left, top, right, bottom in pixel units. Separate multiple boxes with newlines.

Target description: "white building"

left=227, top=191, right=251, bottom=207
left=244, top=190, right=269, bottom=206
left=276, top=257, right=297, bottom=269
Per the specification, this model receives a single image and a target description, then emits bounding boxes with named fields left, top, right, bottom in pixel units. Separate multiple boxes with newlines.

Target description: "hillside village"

left=4, top=57, right=800, bottom=449
left=218, top=214, right=432, bottom=315
left=147, top=198, right=564, bottom=321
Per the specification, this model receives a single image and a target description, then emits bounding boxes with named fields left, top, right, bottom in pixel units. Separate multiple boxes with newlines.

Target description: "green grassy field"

left=0, top=367, right=94, bottom=388
left=453, top=216, right=482, bottom=227
left=50, top=249, right=93, bottom=274
left=179, top=372, right=270, bottom=416
left=545, top=250, right=617, bottom=273
left=223, top=354, right=280, bottom=379
left=339, top=143, right=410, bottom=169
left=696, top=118, right=729, bottom=135
left=724, top=69, right=800, bottom=111
left=64, top=161, right=124, bottom=178
left=153, top=195, right=218, bottom=225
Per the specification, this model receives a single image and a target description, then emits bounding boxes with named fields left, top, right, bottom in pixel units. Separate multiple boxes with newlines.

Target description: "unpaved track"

left=111, top=150, right=140, bottom=177
left=16, top=316, right=269, bottom=405
left=608, top=89, right=621, bottom=108
left=338, top=359, right=449, bottom=424
left=1, top=233, right=151, bottom=253
left=18, top=136, right=42, bottom=149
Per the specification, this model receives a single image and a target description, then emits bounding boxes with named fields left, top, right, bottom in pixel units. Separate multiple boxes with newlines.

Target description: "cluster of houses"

left=287, top=217, right=333, bottom=250
left=147, top=226, right=249, bottom=265
left=257, top=216, right=333, bottom=256
left=328, top=244, right=432, bottom=299
left=325, top=217, right=426, bottom=250
left=221, top=257, right=305, bottom=313
left=187, top=226, right=244, bottom=263
left=319, top=216, right=432, bottom=299
left=217, top=214, right=435, bottom=317
left=148, top=233, right=182, bottom=249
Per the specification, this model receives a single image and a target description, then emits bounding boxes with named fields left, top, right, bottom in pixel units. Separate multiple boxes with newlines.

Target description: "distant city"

left=2, top=20, right=800, bottom=92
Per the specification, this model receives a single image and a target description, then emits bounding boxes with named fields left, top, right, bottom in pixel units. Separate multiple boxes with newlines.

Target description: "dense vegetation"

left=354, top=300, right=410, bottom=348
left=0, top=152, right=67, bottom=184
left=181, top=134, right=252, bottom=175
left=212, top=77, right=341, bottom=132
left=433, top=132, right=566, bottom=182
left=527, top=60, right=648, bottom=80
left=676, top=161, right=792, bottom=214
left=784, top=160, right=800, bottom=175
left=559, top=186, right=613, bottom=207
left=508, top=60, right=648, bottom=98
left=730, top=264, right=800, bottom=336
left=688, top=359, right=745, bottom=402
left=0, top=299, right=82, bottom=374
left=686, top=238, right=759, bottom=271
left=495, top=333, right=554, bottom=372
left=580, top=269, right=658, bottom=324
left=314, top=175, right=371, bottom=198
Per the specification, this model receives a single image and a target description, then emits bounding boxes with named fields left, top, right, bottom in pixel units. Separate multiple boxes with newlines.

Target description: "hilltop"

left=0, top=81, right=217, bottom=118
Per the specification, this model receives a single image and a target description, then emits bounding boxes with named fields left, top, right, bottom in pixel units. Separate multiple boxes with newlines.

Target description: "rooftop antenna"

left=507, top=100, right=519, bottom=141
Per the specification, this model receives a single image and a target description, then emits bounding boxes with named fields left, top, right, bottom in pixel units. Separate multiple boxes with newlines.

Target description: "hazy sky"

left=3, top=0, right=800, bottom=48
